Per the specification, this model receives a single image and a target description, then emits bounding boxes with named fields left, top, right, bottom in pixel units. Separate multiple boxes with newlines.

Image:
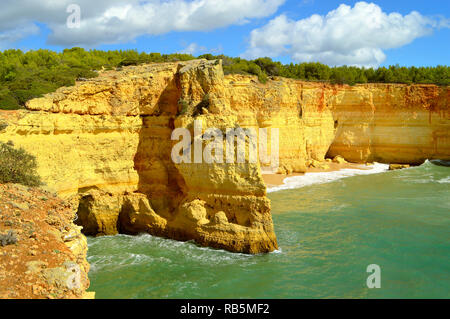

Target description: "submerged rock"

left=389, top=164, right=411, bottom=170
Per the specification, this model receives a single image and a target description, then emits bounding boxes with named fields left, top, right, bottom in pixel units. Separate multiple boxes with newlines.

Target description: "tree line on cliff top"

left=0, top=48, right=448, bottom=110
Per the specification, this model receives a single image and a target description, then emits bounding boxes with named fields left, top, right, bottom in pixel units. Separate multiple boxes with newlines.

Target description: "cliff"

left=0, top=183, right=93, bottom=299
left=223, top=74, right=449, bottom=167
left=0, top=59, right=448, bottom=254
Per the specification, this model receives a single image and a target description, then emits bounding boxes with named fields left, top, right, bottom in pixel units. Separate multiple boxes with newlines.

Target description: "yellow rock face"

left=328, top=84, right=450, bottom=164
left=223, top=75, right=449, bottom=166
left=0, top=111, right=141, bottom=197
left=1, top=59, right=449, bottom=253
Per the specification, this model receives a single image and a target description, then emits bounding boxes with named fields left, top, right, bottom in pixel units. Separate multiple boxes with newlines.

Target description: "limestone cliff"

left=0, top=59, right=448, bottom=254
left=327, top=84, right=449, bottom=164
left=222, top=74, right=449, bottom=167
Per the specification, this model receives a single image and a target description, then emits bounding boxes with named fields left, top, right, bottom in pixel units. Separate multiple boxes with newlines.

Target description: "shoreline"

left=262, top=162, right=375, bottom=190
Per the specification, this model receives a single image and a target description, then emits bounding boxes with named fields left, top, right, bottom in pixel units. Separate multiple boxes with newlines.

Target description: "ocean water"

left=86, top=161, right=450, bottom=299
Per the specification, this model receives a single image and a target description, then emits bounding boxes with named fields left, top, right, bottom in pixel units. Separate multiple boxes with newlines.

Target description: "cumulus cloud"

left=0, top=0, right=284, bottom=47
left=242, top=1, right=447, bottom=67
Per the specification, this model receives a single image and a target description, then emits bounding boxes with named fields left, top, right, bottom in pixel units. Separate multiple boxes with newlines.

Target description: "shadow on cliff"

left=133, top=75, right=188, bottom=221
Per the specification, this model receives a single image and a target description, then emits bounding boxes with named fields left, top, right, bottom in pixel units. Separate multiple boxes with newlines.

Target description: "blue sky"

left=3, top=0, right=450, bottom=67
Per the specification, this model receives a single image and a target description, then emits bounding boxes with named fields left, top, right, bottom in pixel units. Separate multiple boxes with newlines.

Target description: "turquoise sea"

left=86, top=161, right=450, bottom=298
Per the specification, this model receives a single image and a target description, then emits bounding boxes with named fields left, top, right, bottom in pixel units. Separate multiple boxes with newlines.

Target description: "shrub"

left=0, top=89, right=21, bottom=110
left=258, top=72, right=268, bottom=84
left=0, top=141, right=42, bottom=186
left=178, top=99, right=189, bottom=115
left=118, top=58, right=140, bottom=67
left=194, top=94, right=211, bottom=116
left=0, top=230, right=18, bottom=246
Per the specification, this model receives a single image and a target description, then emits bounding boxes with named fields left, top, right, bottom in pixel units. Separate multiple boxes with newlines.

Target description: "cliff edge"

left=0, top=183, right=93, bottom=299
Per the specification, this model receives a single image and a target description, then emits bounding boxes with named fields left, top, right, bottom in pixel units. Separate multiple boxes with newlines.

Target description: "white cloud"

left=242, top=1, right=447, bottom=67
left=179, top=42, right=223, bottom=55
left=0, top=0, right=284, bottom=47
left=180, top=43, right=206, bottom=55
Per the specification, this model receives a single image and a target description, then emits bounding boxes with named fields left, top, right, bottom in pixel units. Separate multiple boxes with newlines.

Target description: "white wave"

left=437, top=176, right=450, bottom=184
left=270, top=248, right=283, bottom=254
left=88, top=232, right=259, bottom=271
left=267, top=163, right=390, bottom=193
left=130, top=234, right=254, bottom=262
left=88, top=252, right=172, bottom=272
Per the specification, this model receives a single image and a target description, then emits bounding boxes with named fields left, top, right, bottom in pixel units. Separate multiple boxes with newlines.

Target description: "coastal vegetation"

left=0, top=48, right=448, bottom=110
left=0, top=141, right=42, bottom=186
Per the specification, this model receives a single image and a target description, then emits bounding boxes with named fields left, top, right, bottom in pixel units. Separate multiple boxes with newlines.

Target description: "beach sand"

left=262, top=162, right=372, bottom=188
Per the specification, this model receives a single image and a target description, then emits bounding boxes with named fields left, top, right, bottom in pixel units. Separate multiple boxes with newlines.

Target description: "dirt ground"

left=0, top=183, right=90, bottom=299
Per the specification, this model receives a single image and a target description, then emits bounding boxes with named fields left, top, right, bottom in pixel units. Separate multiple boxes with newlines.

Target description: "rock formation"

left=0, top=59, right=448, bottom=254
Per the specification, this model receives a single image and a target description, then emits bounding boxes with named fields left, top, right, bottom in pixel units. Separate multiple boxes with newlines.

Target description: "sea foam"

left=267, top=163, right=390, bottom=193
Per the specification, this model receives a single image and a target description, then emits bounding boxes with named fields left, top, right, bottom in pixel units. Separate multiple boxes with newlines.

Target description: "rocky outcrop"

left=0, top=60, right=278, bottom=254
left=0, top=59, right=448, bottom=254
left=389, top=164, right=411, bottom=170
left=0, top=183, right=93, bottom=299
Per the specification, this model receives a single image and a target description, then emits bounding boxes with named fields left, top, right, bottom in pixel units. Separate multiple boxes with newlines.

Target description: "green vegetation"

left=178, top=98, right=189, bottom=115
left=217, top=55, right=449, bottom=86
left=0, top=141, right=42, bottom=187
left=177, top=94, right=211, bottom=117
left=201, top=55, right=448, bottom=86
left=1, top=48, right=448, bottom=110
